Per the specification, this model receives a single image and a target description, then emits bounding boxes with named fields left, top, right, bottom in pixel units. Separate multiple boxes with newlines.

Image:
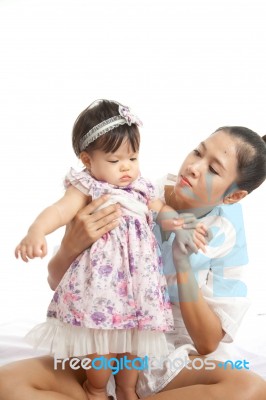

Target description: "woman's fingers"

left=78, top=196, right=121, bottom=225
left=94, top=219, right=120, bottom=238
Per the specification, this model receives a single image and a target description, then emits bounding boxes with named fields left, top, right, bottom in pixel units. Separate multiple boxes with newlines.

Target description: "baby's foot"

left=82, top=380, right=109, bottom=400
left=116, top=386, right=138, bottom=400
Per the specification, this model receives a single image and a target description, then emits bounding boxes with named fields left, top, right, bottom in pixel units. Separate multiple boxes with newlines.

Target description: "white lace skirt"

left=25, top=318, right=170, bottom=358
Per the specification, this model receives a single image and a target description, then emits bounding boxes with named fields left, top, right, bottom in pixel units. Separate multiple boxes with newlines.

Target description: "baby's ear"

left=80, top=151, right=91, bottom=170
left=223, top=190, right=248, bottom=204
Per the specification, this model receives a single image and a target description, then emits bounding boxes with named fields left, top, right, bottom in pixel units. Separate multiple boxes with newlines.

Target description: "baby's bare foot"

left=82, top=380, right=109, bottom=400
left=116, top=386, right=138, bottom=400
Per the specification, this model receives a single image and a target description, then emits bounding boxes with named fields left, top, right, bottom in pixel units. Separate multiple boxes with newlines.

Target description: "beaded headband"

left=79, top=100, right=143, bottom=151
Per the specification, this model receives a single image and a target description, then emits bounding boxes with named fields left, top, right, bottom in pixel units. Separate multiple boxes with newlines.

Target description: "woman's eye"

left=193, top=149, right=201, bottom=156
left=209, top=166, right=219, bottom=175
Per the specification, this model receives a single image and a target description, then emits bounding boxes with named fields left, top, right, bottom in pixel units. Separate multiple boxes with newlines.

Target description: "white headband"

left=79, top=101, right=143, bottom=151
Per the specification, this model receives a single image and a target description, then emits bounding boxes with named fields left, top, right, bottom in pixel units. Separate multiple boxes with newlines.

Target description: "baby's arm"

left=149, top=198, right=183, bottom=231
left=15, top=186, right=88, bottom=262
left=149, top=198, right=207, bottom=252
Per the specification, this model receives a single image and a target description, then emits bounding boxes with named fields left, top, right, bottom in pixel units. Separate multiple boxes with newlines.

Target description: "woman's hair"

left=215, top=126, right=266, bottom=193
left=72, top=100, right=140, bottom=156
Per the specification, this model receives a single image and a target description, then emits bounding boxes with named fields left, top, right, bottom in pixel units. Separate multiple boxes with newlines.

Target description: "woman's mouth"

left=179, top=175, right=192, bottom=187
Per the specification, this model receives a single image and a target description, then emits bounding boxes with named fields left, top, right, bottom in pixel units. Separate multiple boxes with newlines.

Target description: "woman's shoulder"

left=150, top=174, right=175, bottom=201
left=205, top=203, right=245, bottom=229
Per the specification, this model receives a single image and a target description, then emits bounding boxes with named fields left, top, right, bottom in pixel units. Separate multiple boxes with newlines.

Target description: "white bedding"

left=1, top=301, right=265, bottom=380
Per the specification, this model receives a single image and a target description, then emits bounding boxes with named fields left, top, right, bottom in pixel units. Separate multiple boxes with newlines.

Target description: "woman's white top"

left=106, top=176, right=251, bottom=398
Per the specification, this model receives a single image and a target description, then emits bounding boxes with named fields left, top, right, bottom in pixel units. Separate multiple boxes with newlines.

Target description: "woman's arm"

left=172, top=234, right=225, bottom=354
left=47, top=195, right=122, bottom=290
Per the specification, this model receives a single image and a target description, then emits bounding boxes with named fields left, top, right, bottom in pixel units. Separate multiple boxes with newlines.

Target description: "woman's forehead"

left=204, top=131, right=237, bottom=156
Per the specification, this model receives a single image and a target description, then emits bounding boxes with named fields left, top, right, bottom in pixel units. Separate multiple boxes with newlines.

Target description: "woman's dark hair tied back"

left=215, top=126, right=266, bottom=194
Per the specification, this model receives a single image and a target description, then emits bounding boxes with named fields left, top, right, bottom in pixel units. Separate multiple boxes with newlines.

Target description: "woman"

left=0, top=126, right=266, bottom=400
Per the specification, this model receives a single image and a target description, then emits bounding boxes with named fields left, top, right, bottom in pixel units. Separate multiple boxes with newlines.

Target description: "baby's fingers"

left=194, top=232, right=207, bottom=253
left=161, top=218, right=183, bottom=232
left=40, top=242, right=47, bottom=258
left=183, top=220, right=199, bottom=229
left=14, top=245, right=21, bottom=259
left=17, top=245, right=30, bottom=262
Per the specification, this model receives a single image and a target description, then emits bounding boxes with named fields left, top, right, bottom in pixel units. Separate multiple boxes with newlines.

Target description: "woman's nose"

left=186, top=162, right=200, bottom=178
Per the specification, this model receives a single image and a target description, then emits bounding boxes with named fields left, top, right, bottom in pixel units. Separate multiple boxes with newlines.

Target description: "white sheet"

left=1, top=302, right=266, bottom=380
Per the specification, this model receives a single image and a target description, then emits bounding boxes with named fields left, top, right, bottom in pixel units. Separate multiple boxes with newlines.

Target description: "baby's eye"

left=130, top=157, right=137, bottom=161
left=108, top=160, right=119, bottom=164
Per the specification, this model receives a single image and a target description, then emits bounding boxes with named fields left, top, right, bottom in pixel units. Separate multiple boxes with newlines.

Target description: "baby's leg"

left=115, top=353, right=139, bottom=400
left=83, top=353, right=116, bottom=400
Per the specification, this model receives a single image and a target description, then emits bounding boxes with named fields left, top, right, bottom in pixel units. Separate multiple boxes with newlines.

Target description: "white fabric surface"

left=0, top=303, right=265, bottom=399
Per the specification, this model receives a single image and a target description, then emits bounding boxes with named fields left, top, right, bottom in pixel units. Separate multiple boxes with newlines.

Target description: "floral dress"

left=26, top=168, right=174, bottom=358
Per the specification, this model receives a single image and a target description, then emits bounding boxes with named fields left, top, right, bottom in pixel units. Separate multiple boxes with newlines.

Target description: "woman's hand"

left=61, top=194, right=122, bottom=258
left=172, top=230, right=195, bottom=273
left=47, top=195, right=122, bottom=290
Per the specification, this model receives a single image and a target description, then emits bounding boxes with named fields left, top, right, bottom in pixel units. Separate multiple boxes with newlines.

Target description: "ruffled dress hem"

left=25, top=318, right=170, bottom=358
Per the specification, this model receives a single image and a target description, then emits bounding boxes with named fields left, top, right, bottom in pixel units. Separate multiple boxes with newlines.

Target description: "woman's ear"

left=223, top=190, right=248, bottom=204
left=80, top=151, right=91, bottom=170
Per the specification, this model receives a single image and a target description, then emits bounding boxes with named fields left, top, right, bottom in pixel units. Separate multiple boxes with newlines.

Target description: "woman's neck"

left=164, top=185, right=216, bottom=218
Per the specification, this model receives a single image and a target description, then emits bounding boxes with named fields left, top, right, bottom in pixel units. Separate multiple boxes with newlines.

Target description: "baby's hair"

left=215, top=126, right=266, bottom=193
left=72, top=100, right=140, bottom=156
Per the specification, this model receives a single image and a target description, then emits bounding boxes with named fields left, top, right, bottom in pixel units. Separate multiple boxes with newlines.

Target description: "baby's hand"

left=159, top=212, right=197, bottom=232
left=174, top=213, right=210, bottom=254
left=15, top=231, right=47, bottom=262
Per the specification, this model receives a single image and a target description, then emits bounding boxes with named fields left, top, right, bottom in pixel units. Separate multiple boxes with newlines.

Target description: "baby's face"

left=87, top=139, right=140, bottom=187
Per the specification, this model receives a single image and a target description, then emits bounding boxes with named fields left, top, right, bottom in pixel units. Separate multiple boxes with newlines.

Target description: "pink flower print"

left=52, top=292, right=59, bottom=303
left=72, top=310, right=84, bottom=321
left=118, top=271, right=125, bottom=281
left=134, top=219, right=142, bottom=239
left=124, top=321, right=136, bottom=329
left=112, top=314, right=122, bottom=324
left=107, top=306, right=114, bottom=314
left=98, top=264, right=113, bottom=277
left=63, top=292, right=79, bottom=304
left=138, top=317, right=152, bottom=329
left=117, top=281, right=128, bottom=297
left=91, top=312, right=106, bottom=325
left=128, top=253, right=136, bottom=275
left=128, top=299, right=136, bottom=308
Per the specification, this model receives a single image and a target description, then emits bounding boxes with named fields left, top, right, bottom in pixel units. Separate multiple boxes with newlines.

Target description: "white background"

left=0, top=0, right=265, bottom=351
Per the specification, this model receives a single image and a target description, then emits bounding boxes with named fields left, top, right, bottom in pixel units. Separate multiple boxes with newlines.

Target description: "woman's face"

left=173, top=130, right=240, bottom=213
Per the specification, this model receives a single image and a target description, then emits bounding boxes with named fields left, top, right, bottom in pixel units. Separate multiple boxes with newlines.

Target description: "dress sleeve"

left=64, top=167, right=97, bottom=197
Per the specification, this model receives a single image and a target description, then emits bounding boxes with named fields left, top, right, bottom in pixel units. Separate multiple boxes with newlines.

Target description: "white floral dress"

left=26, top=169, right=174, bottom=358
